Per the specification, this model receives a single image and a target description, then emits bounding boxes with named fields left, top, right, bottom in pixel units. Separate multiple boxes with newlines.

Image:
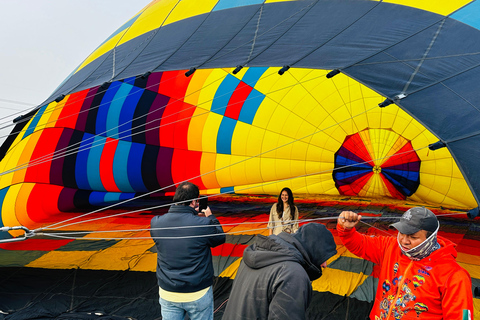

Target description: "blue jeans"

left=159, top=286, right=213, bottom=320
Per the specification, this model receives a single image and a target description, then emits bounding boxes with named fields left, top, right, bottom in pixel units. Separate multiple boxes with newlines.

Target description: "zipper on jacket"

left=386, top=260, right=413, bottom=320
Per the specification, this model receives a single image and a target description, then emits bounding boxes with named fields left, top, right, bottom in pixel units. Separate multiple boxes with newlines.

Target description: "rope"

left=36, top=213, right=464, bottom=242
left=29, top=72, right=379, bottom=230
left=39, top=144, right=426, bottom=231
left=2, top=66, right=309, bottom=176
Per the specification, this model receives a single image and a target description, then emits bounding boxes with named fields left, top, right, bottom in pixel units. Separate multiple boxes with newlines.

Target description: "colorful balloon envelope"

left=2, top=0, right=480, bottom=236
left=1, top=1, right=480, bottom=319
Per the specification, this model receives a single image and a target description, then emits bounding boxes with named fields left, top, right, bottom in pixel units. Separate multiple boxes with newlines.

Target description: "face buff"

left=397, top=223, right=440, bottom=261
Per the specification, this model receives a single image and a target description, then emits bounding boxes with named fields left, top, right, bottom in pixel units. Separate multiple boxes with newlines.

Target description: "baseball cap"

left=390, top=207, right=438, bottom=234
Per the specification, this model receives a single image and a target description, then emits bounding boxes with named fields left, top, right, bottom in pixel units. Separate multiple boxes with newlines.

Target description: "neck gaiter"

left=397, top=224, right=440, bottom=261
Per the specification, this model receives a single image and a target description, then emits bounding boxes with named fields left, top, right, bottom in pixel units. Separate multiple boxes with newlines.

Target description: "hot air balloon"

left=412, top=275, right=425, bottom=289
left=0, top=0, right=479, bottom=319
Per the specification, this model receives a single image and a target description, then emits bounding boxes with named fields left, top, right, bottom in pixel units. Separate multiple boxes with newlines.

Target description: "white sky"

left=0, top=0, right=152, bottom=144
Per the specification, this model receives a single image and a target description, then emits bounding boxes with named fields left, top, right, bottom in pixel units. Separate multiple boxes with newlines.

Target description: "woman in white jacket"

left=268, top=187, right=299, bottom=235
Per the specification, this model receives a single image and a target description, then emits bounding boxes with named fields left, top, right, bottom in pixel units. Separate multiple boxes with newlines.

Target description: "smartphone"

left=198, top=197, right=208, bottom=212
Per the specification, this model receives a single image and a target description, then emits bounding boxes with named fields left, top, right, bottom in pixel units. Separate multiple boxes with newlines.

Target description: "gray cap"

left=390, top=207, right=438, bottom=234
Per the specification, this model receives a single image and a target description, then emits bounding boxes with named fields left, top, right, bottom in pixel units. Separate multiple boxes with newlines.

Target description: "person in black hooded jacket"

left=222, top=223, right=337, bottom=320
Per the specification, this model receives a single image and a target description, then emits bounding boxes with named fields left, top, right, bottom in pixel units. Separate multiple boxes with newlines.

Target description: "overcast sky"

left=0, top=0, right=152, bottom=143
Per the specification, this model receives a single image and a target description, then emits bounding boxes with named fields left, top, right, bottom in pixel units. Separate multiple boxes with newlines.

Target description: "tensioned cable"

left=117, top=0, right=242, bottom=78
left=0, top=102, right=38, bottom=124
left=38, top=100, right=388, bottom=231
left=41, top=217, right=358, bottom=240
left=0, top=109, right=30, bottom=126
left=0, top=98, right=36, bottom=108
left=36, top=97, right=380, bottom=231
left=2, top=2, right=188, bottom=133
left=346, top=211, right=466, bottom=237
left=342, top=15, right=449, bottom=72
left=246, top=4, right=264, bottom=63
left=10, top=42, right=480, bottom=135
left=45, top=226, right=266, bottom=240
left=52, top=2, right=159, bottom=98
left=442, top=129, right=480, bottom=144
left=0, top=3, right=185, bottom=133
left=38, top=212, right=463, bottom=241
left=0, top=65, right=280, bottom=173
left=402, top=19, right=446, bottom=94
left=0, top=67, right=303, bottom=176
left=0, top=0, right=436, bottom=133
left=285, top=0, right=383, bottom=69
left=0, top=69, right=233, bottom=174
left=343, top=1, right=478, bottom=73
left=40, top=144, right=427, bottom=231
left=0, top=65, right=291, bottom=171
left=50, top=211, right=469, bottom=236
left=366, top=49, right=480, bottom=118
left=0, top=61, right=206, bottom=139
left=299, top=69, right=376, bottom=139
left=95, top=1, right=183, bottom=84
left=40, top=216, right=338, bottom=235
left=234, top=0, right=317, bottom=68
left=3, top=2, right=469, bottom=133
left=400, top=58, right=480, bottom=114
left=194, top=0, right=320, bottom=67
left=353, top=51, right=480, bottom=67
left=1, top=68, right=332, bottom=178
left=11, top=0, right=313, bottom=130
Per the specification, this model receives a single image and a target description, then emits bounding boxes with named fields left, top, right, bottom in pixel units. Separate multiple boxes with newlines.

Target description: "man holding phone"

left=150, top=182, right=225, bottom=320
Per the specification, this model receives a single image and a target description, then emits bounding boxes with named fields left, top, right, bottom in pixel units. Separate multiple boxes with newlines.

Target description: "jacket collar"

left=168, top=204, right=197, bottom=215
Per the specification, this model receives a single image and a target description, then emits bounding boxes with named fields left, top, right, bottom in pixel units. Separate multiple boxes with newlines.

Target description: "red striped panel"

left=456, top=238, right=480, bottom=256
left=343, top=134, right=372, bottom=163
left=25, top=129, right=64, bottom=184
left=174, top=101, right=195, bottom=149
left=159, top=100, right=195, bottom=149
left=56, top=89, right=89, bottom=129
left=0, top=239, right=73, bottom=251
left=225, top=82, right=252, bottom=120
left=157, top=70, right=191, bottom=101
left=339, top=172, right=373, bottom=195
left=159, top=100, right=178, bottom=149
left=39, top=185, right=64, bottom=220
left=211, top=243, right=247, bottom=257
left=99, top=137, right=120, bottom=192
left=382, top=142, right=420, bottom=167
left=171, top=149, right=205, bottom=188
left=26, top=184, right=62, bottom=222
left=379, top=174, right=405, bottom=199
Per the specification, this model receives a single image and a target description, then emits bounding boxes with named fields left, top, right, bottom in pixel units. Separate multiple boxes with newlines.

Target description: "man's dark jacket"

left=150, top=205, right=225, bottom=293
left=223, top=223, right=337, bottom=320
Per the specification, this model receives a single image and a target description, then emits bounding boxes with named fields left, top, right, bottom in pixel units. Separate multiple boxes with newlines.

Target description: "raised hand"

left=338, top=211, right=362, bottom=229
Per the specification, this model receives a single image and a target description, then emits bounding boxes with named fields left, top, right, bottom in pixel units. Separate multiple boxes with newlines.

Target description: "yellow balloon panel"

left=200, top=153, right=220, bottom=189
left=181, top=67, right=476, bottom=208
left=383, top=0, right=471, bottom=16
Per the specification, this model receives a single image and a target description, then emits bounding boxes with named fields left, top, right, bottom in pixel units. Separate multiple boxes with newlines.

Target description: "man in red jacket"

left=337, top=207, right=473, bottom=320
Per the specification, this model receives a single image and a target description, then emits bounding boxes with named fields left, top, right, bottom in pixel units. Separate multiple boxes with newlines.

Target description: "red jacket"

left=337, top=225, right=473, bottom=320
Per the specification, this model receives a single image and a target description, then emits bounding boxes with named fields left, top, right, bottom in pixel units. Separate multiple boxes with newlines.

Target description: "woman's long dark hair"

left=276, top=187, right=295, bottom=219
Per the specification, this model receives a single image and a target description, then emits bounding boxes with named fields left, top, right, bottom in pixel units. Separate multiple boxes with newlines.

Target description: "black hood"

left=292, top=223, right=337, bottom=268
left=242, top=223, right=337, bottom=281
